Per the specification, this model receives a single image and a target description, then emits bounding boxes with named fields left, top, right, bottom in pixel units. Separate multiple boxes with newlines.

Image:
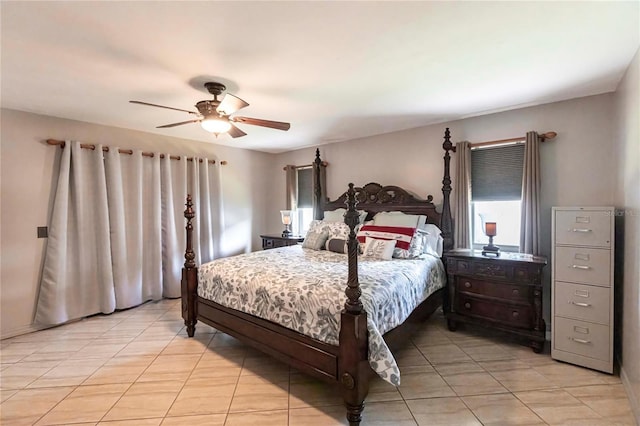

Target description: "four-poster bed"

left=181, top=128, right=456, bottom=425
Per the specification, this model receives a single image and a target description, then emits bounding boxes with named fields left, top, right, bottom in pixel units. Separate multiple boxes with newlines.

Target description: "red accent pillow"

left=356, top=225, right=416, bottom=250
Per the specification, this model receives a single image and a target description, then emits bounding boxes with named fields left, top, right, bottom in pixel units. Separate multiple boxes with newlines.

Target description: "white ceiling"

left=2, top=2, right=638, bottom=153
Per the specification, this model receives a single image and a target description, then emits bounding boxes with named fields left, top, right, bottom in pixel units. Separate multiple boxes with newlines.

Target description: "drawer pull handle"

left=569, top=337, right=591, bottom=344
left=512, top=311, right=519, bottom=318
left=569, top=301, right=591, bottom=307
left=571, top=228, right=592, bottom=233
left=512, top=289, right=520, bottom=296
left=464, top=302, right=471, bottom=309
left=464, top=281, right=472, bottom=288
left=571, top=265, right=591, bottom=270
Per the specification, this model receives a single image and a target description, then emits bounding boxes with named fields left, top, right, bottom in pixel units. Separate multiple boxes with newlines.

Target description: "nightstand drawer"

left=555, top=246, right=611, bottom=286
left=457, top=295, right=532, bottom=329
left=554, top=317, right=610, bottom=361
left=263, top=239, right=276, bottom=249
left=555, top=281, right=610, bottom=325
left=456, top=278, right=531, bottom=303
left=555, top=210, right=611, bottom=248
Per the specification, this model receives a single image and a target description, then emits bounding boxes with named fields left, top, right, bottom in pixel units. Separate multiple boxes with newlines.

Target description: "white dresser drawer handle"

left=569, top=337, right=591, bottom=344
left=569, top=301, right=591, bottom=307
left=571, top=228, right=592, bottom=233
left=571, top=265, right=591, bottom=270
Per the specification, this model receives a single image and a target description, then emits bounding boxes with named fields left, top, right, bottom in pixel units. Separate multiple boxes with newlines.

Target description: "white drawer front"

left=554, top=281, right=610, bottom=325
left=554, top=210, right=611, bottom=248
left=554, top=246, right=611, bottom=287
left=554, top=317, right=610, bottom=361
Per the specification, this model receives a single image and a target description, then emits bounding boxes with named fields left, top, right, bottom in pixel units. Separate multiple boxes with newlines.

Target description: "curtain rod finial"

left=541, top=131, right=557, bottom=141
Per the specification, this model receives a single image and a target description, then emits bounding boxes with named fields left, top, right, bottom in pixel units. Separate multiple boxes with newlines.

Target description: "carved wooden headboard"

left=322, top=182, right=441, bottom=226
left=311, top=128, right=455, bottom=250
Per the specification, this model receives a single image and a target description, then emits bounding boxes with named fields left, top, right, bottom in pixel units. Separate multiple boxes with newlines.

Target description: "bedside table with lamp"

left=443, top=220, right=548, bottom=352
left=260, top=209, right=305, bottom=250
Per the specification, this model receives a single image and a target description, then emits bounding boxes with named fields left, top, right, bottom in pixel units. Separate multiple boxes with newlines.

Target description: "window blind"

left=471, top=144, right=524, bottom=201
left=297, top=167, right=313, bottom=208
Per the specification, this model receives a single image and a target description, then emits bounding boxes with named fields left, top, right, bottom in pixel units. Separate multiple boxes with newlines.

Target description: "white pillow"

left=323, top=208, right=367, bottom=224
left=420, top=223, right=442, bottom=235
left=362, top=237, right=396, bottom=260
left=373, top=211, right=421, bottom=228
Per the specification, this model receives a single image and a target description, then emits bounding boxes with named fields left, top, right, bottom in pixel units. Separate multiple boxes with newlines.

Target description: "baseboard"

left=620, top=365, right=640, bottom=424
left=1, top=323, right=52, bottom=340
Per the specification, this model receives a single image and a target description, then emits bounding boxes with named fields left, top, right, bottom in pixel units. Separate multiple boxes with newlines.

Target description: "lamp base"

left=482, top=244, right=500, bottom=257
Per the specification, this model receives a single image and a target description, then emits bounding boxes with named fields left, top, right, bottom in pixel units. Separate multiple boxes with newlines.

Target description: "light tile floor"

left=0, top=299, right=636, bottom=425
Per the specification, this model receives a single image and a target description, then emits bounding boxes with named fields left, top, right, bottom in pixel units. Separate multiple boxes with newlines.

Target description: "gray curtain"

left=520, top=131, right=541, bottom=254
left=284, top=165, right=297, bottom=210
left=36, top=142, right=115, bottom=325
left=36, top=141, right=218, bottom=325
left=454, top=141, right=472, bottom=249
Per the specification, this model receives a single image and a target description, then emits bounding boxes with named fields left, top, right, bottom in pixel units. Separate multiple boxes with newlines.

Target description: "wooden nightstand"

left=260, top=234, right=305, bottom=250
left=444, top=249, right=548, bottom=352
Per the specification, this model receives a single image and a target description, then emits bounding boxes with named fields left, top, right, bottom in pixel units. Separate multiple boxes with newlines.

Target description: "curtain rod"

left=469, top=131, right=557, bottom=148
left=282, top=161, right=329, bottom=171
left=46, top=139, right=227, bottom=165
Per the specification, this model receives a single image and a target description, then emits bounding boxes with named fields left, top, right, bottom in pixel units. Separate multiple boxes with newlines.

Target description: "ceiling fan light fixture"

left=200, top=117, right=231, bottom=134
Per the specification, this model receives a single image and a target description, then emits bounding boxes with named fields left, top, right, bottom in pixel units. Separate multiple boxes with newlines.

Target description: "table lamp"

left=482, top=221, right=500, bottom=256
left=280, top=210, right=292, bottom=237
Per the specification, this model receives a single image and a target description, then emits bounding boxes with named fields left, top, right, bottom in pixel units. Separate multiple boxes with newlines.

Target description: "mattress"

left=198, top=245, right=445, bottom=385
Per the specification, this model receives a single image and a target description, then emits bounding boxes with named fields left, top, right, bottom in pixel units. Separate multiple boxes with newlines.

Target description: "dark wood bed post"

left=181, top=194, right=198, bottom=337
left=339, top=183, right=369, bottom=426
left=313, top=148, right=324, bottom=220
left=440, top=127, right=456, bottom=251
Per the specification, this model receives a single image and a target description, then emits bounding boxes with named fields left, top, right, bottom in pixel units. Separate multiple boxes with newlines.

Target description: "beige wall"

left=271, top=93, right=616, bottom=327
left=613, top=47, right=640, bottom=420
left=0, top=109, right=272, bottom=338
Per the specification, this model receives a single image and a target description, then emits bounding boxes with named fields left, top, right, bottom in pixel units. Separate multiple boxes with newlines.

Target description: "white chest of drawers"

left=551, top=207, right=615, bottom=373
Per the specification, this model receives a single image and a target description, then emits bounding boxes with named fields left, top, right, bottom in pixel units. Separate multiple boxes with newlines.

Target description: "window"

left=471, top=143, right=524, bottom=251
left=294, top=167, right=314, bottom=235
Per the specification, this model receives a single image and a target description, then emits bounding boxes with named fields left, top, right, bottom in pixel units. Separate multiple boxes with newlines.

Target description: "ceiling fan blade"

left=231, top=116, right=290, bottom=131
left=156, top=119, right=201, bottom=128
left=216, top=94, right=249, bottom=116
left=130, top=100, right=198, bottom=115
left=228, top=123, right=248, bottom=138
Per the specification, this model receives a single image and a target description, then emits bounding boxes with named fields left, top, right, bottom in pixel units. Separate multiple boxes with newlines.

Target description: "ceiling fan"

left=130, top=82, right=290, bottom=138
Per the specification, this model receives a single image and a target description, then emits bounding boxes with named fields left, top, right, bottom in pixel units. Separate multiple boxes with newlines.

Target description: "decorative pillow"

left=325, top=238, right=348, bottom=254
left=302, top=229, right=329, bottom=250
left=394, top=230, right=427, bottom=259
left=323, top=208, right=368, bottom=224
left=356, top=225, right=416, bottom=251
left=307, top=220, right=361, bottom=241
left=362, top=237, right=396, bottom=260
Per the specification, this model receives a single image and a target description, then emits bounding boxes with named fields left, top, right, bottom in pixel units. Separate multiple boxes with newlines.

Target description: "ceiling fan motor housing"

left=196, top=100, right=221, bottom=117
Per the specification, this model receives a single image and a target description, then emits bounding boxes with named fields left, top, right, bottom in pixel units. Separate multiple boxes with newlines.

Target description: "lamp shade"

left=201, top=118, right=232, bottom=133
left=280, top=210, right=292, bottom=225
left=485, top=222, right=497, bottom=237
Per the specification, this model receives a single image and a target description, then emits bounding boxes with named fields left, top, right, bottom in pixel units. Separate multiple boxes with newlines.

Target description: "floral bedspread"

left=197, top=246, right=445, bottom=385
